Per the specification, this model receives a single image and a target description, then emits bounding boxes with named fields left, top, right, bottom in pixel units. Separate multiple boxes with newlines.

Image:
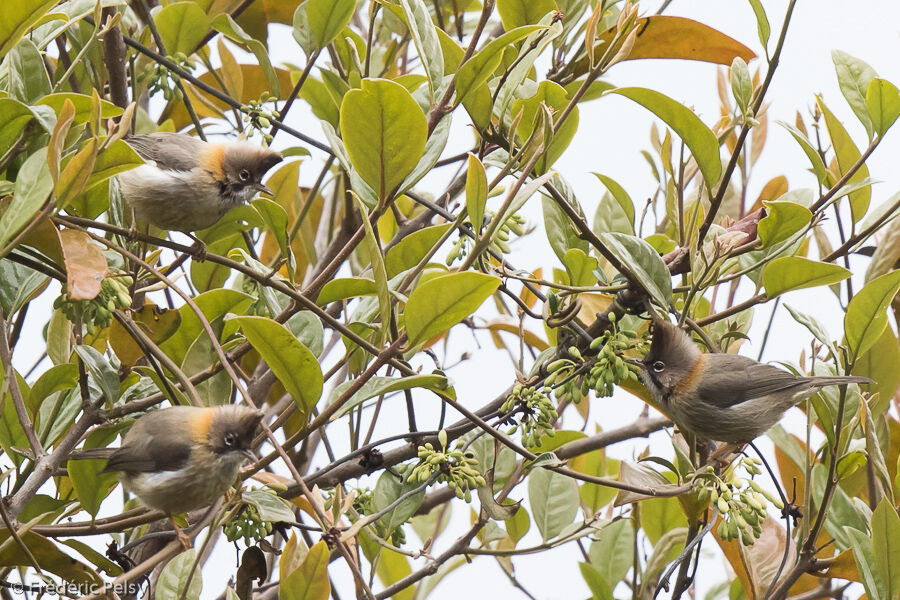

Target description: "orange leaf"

left=59, top=229, right=106, bottom=300
left=750, top=175, right=788, bottom=212
left=572, top=16, right=756, bottom=79
left=481, top=320, right=549, bottom=351
left=619, top=16, right=755, bottom=64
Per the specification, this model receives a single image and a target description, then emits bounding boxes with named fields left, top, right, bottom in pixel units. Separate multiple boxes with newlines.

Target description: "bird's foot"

left=707, top=442, right=746, bottom=470
left=187, top=234, right=207, bottom=262
left=170, top=517, right=193, bottom=550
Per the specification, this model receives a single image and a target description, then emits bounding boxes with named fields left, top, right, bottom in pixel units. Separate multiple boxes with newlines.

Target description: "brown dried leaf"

left=59, top=229, right=106, bottom=300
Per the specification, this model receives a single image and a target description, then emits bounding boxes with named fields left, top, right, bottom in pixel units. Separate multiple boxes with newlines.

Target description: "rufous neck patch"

left=199, top=144, right=227, bottom=180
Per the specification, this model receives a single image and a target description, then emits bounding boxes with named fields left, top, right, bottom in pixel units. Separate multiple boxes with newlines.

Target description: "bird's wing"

left=694, top=355, right=810, bottom=409
left=101, top=427, right=192, bottom=473
left=125, top=133, right=209, bottom=172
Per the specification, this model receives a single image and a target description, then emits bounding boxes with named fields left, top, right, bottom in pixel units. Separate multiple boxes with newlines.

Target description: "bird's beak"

left=242, top=449, right=257, bottom=463
left=253, top=182, right=273, bottom=196
left=625, top=357, right=645, bottom=369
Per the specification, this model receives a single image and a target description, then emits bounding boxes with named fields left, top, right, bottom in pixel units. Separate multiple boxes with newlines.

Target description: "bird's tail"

left=809, top=375, right=873, bottom=388
left=66, top=448, right=115, bottom=461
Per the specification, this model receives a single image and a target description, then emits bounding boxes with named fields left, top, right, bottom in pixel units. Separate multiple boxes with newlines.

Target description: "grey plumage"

left=72, top=405, right=262, bottom=514
left=638, top=320, right=872, bottom=443
left=117, top=133, right=282, bottom=232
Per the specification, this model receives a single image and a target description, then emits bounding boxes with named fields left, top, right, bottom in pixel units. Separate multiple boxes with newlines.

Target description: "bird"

left=117, top=132, right=282, bottom=233
left=630, top=319, right=872, bottom=444
left=73, top=405, right=263, bottom=543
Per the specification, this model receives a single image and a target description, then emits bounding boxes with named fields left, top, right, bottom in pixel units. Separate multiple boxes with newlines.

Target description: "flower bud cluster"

left=241, top=92, right=278, bottom=143
left=501, top=385, right=558, bottom=447
left=353, top=488, right=407, bottom=546
left=223, top=502, right=272, bottom=546
left=694, top=457, right=784, bottom=545
left=143, top=53, right=195, bottom=101
left=548, top=314, right=644, bottom=403
left=446, top=211, right=527, bottom=265
left=54, top=276, right=132, bottom=334
left=407, top=431, right=485, bottom=502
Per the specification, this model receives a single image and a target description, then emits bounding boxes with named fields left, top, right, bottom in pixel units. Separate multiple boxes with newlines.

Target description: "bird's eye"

left=223, top=432, right=237, bottom=447
left=238, top=169, right=250, bottom=182
left=652, top=360, right=665, bottom=373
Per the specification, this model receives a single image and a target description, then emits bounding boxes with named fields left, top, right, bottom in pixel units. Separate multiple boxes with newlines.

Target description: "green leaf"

left=641, top=496, right=688, bottom=545
left=730, top=57, right=751, bottom=115
left=68, top=424, right=123, bottom=517
left=845, top=269, right=900, bottom=359
left=818, top=96, right=871, bottom=222
left=0, top=98, right=34, bottom=157
left=373, top=470, right=425, bottom=534
left=37, top=93, right=124, bottom=124
left=0, top=0, right=57, bottom=59
left=340, top=79, right=427, bottom=201
left=73, top=345, right=119, bottom=404
left=8, top=39, right=51, bottom=104
left=463, top=155, right=488, bottom=237
left=28, top=364, right=78, bottom=410
left=329, top=373, right=454, bottom=418
left=280, top=541, right=331, bottom=600
left=384, top=223, right=453, bottom=278
left=0, top=530, right=101, bottom=587
left=527, top=466, right=579, bottom=541
left=243, top=490, right=296, bottom=523
left=747, top=0, right=770, bottom=49
left=155, top=2, right=208, bottom=56
left=0, top=148, right=52, bottom=256
left=846, top=526, right=886, bottom=600
left=293, top=0, right=355, bottom=53
left=495, top=15, right=563, bottom=123
left=252, top=197, right=293, bottom=277
left=157, top=549, right=202, bottom=600
left=563, top=248, right=598, bottom=287
left=85, top=139, right=144, bottom=190
left=354, top=195, right=391, bottom=344
left=398, top=111, right=451, bottom=195
left=853, top=326, right=900, bottom=416
left=496, top=0, right=557, bottom=30
left=784, top=303, right=832, bottom=348
left=399, top=0, right=444, bottom=100
left=227, top=316, right=323, bottom=415
left=0, top=259, right=48, bottom=316
left=454, top=25, right=545, bottom=107
left=833, top=50, right=877, bottom=138
left=513, top=80, right=578, bottom=172
left=542, top=193, right=589, bottom=263
left=593, top=174, right=634, bottom=231
left=598, top=232, right=673, bottom=307
left=56, top=137, right=99, bottom=209
left=866, top=78, right=900, bottom=137
left=761, top=257, right=851, bottom=298
left=211, top=14, right=280, bottom=96
left=872, top=496, right=900, bottom=598
left=285, top=312, right=324, bottom=358
left=160, top=289, right=253, bottom=364
left=780, top=121, right=830, bottom=185
left=404, top=272, right=500, bottom=346
left=316, top=277, right=376, bottom=305
left=579, top=562, right=613, bottom=600
left=609, top=87, right=722, bottom=189
left=589, top=518, right=635, bottom=586
left=757, top=200, right=812, bottom=247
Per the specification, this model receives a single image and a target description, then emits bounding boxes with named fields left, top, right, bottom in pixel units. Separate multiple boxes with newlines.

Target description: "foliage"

left=0, top=0, right=899, bottom=598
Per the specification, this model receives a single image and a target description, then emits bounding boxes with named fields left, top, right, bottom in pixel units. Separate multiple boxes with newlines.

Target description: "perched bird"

left=632, top=319, right=872, bottom=444
left=118, top=132, right=282, bottom=232
left=77, top=405, right=263, bottom=516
